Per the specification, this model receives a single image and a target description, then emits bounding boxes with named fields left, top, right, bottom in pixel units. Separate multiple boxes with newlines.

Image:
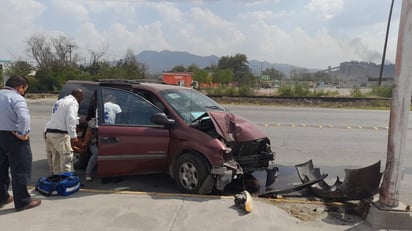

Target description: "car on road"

left=59, top=79, right=275, bottom=194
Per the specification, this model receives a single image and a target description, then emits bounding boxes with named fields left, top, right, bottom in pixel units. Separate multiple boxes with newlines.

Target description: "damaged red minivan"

left=60, top=80, right=275, bottom=194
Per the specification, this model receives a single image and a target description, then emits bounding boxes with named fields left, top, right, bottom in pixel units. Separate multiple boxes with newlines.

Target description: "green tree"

left=31, top=65, right=90, bottom=92
left=5, top=60, right=33, bottom=76
left=218, top=53, right=252, bottom=84
left=0, top=64, right=3, bottom=87
left=192, top=69, right=210, bottom=83
left=187, top=64, right=200, bottom=72
left=115, top=49, right=146, bottom=79
left=80, top=60, right=112, bottom=79
left=213, top=69, right=233, bottom=85
left=33, top=69, right=62, bottom=92
left=204, top=64, right=218, bottom=72
left=171, top=65, right=186, bottom=72
left=262, top=67, right=285, bottom=80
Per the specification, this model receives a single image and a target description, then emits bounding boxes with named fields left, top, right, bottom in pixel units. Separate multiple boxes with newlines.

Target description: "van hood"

left=207, top=111, right=267, bottom=142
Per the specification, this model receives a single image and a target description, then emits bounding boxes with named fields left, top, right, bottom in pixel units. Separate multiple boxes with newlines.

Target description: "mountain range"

left=136, top=50, right=312, bottom=76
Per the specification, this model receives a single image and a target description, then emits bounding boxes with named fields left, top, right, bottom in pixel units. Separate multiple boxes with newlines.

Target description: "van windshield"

left=161, top=88, right=225, bottom=123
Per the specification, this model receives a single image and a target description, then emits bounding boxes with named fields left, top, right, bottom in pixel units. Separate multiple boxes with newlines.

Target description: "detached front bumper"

left=211, top=160, right=244, bottom=191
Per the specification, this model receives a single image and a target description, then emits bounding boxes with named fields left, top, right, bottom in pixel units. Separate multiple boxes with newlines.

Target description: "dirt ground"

left=267, top=198, right=366, bottom=224
left=26, top=93, right=58, bottom=99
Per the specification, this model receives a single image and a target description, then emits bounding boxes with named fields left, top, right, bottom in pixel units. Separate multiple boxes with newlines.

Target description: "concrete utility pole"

left=379, top=0, right=412, bottom=208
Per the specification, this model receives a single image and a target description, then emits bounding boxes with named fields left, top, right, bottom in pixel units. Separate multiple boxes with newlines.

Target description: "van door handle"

left=101, top=137, right=120, bottom=144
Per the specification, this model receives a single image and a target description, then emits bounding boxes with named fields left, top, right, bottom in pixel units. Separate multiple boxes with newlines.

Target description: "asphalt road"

left=225, top=104, right=412, bottom=206
left=27, top=99, right=412, bottom=206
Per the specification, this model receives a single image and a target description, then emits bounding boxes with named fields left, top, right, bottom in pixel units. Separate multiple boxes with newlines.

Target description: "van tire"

left=174, top=153, right=209, bottom=194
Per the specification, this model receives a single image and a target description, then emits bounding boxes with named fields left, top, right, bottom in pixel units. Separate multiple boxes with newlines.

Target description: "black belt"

left=0, top=130, right=12, bottom=133
left=46, top=128, right=68, bottom=134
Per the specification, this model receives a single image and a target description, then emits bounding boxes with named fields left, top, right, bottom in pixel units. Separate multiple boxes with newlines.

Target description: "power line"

left=378, top=0, right=395, bottom=86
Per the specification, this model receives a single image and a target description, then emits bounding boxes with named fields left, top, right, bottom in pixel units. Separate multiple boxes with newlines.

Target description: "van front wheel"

left=174, top=153, right=209, bottom=194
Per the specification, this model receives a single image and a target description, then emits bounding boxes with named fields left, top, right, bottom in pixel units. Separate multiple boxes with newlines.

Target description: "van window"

left=134, top=89, right=167, bottom=114
left=101, top=87, right=161, bottom=126
left=60, top=83, right=97, bottom=116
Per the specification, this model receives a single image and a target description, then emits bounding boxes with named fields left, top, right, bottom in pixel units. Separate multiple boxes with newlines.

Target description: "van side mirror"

left=151, top=113, right=175, bottom=126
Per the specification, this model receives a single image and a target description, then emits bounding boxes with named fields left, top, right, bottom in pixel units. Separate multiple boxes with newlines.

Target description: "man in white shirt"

left=45, top=89, right=84, bottom=174
left=103, top=95, right=121, bottom=124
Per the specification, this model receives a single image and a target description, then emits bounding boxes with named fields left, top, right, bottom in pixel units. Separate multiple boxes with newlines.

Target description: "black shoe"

left=15, top=199, right=41, bottom=212
left=0, top=195, right=13, bottom=208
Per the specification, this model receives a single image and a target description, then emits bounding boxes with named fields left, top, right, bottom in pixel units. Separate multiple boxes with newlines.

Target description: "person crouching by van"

left=45, top=89, right=84, bottom=174
left=80, top=117, right=98, bottom=182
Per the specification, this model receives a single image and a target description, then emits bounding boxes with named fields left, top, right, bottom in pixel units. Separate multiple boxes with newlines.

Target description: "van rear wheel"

left=174, top=153, right=209, bottom=194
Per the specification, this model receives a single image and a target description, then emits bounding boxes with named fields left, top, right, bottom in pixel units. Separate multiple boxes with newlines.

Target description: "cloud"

left=240, top=10, right=275, bottom=21
left=105, top=21, right=170, bottom=59
left=0, top=0, right=44, bottom=24
left=242, top=0, right=277, bottom=7
left=305, top=0, right=344, bottom=20
left=51, top=0, right=89, bottom=21
left=150, top=2, right=183, bottom=23
left=244, top=20, right=376, bottom=68
left=0, top=0, right=45, bottom=59
left=183, top=7, right=246, bottom=56
left=190, top=7, right=234, bottom=28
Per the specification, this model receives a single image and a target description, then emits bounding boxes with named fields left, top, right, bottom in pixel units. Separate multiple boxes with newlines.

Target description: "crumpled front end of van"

left=193, top=111, right=276, bottom=192
left=207, top=111, right=275, bottom=172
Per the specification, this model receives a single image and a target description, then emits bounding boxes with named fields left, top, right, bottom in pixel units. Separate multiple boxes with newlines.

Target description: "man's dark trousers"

left=0, top=131, right=32, bottom=209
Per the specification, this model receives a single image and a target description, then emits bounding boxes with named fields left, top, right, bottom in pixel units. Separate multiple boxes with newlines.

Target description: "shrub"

left=278, top=85, right=294, bottom=96
left=293, top=84, right=308, bottom=96
left=311, top=89, right=339, bottom=97
left=371, top=85, right=392, bottom=98
left=225, top=87, right=237, bottom=96
left=278, top=84, right=311, bottom=97
left=238, top=86, right=253, bottom=96
left=350, top=87, right=365, bottom=98
left=211, top=86, right=226, bottom=95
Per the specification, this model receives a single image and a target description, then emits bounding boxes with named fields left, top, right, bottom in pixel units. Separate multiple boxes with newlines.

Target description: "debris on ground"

left=295, top=159, right=382, bottom=201
left=268, top=198, right=364, bottom=225
left=234, top=190, right=254, bottom=213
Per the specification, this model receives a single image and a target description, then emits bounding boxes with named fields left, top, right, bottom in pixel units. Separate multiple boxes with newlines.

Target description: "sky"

left=0, top=0, right=404, bottom=70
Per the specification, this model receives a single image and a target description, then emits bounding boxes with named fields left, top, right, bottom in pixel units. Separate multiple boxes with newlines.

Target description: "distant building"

left=0, top=59, right=12, bottom=72
left=326, top=61, right=395, bottom=87
left=0, top=59, right=12, bottom=85
left=162, top=72, right=193, bottom=87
